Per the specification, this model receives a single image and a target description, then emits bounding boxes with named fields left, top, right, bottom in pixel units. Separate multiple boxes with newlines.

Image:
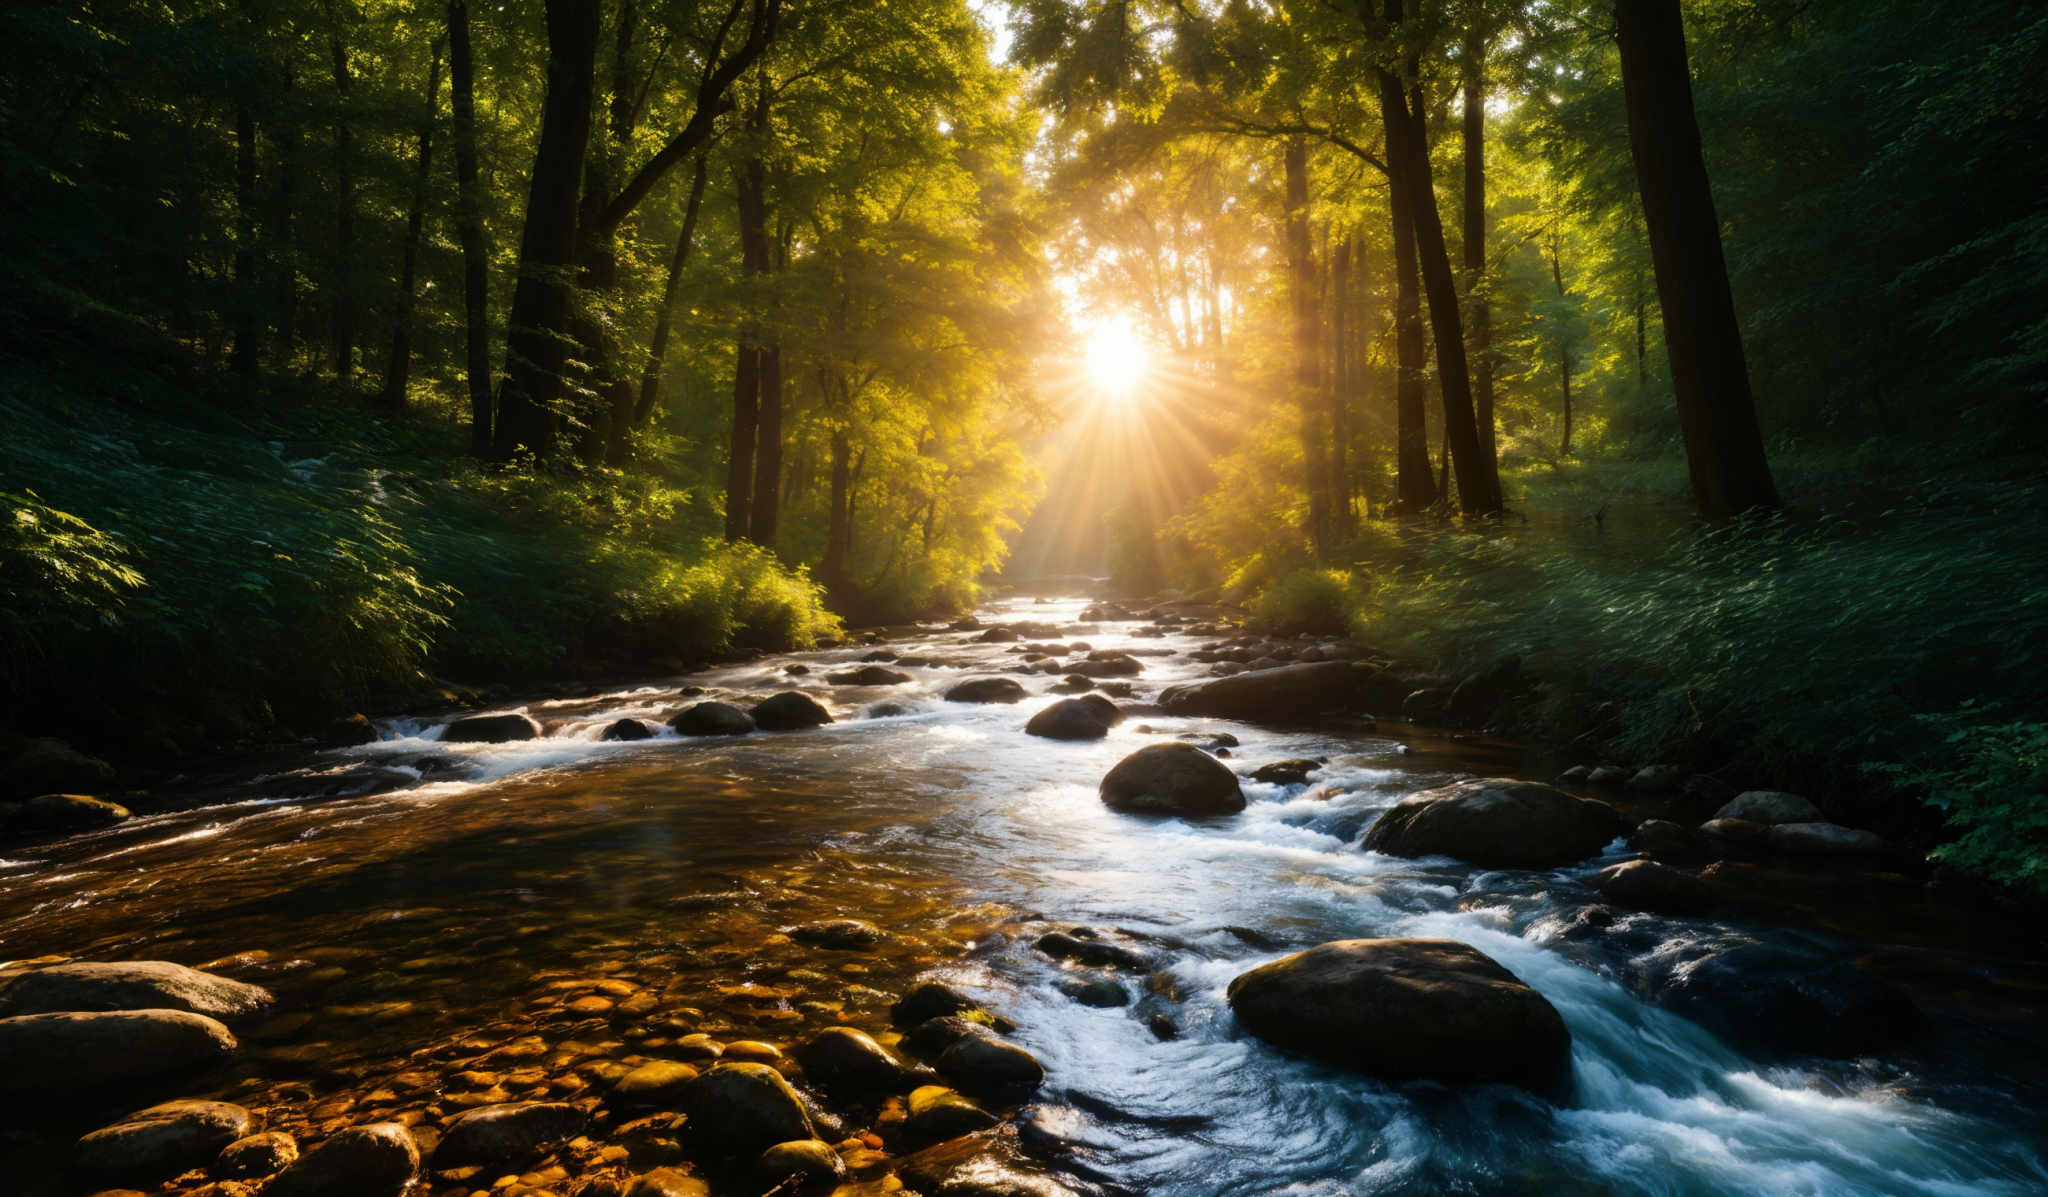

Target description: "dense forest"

left=3, top=0, right=2044, bottom=891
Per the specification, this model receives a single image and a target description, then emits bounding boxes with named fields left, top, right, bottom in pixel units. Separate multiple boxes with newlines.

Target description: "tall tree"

left=725, top=84, right=772, bottom=540
left=447, top=0, right=494, bottom=454
left=1387, top=132, right=1435, bottom=510
left=633, top=155, right=710, bottom=428
left=1283, top=140, right=1334, bottom=556
left=328, top=28, right=358, bottom=385
left=1614, top=0, right=1778, bottom=518
left=1461, top=8, right=1498, bottom=463
left=491, top=0, right=601, bottom=461
left=379, top=38, right=445, bottom=412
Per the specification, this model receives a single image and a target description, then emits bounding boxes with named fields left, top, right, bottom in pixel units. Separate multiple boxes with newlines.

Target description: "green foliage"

left=1253, top=568, right=1362, bottom=638
left=1869, top=708, right=2048, bottom=896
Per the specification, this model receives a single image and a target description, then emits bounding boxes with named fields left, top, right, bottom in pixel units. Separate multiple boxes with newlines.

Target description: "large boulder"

left=1099, top=743, right=1245, bottom=817
left=1764, top=821, right=1888, bottom=855
left=1159, top=661, right=1406, bottom=720
left=890, top=981, right=982, bottom=1028
left=432, top=1101, right=584, bottom=1168
left=825, top=666, right=913, bottom=687
left=754, top=1138, right=845, bottom=1193
left=601, top=717, right=657, bottom=742
left=750, top=692, right=834, bottom=731
left=0, top=1009, right=237, bottom=1097
left=1713, top=791, right=1823, bottom=825
left=0, top=793, right=130, bottom=839
left=683, top=1063, right=815, bottom=1157
left=1227, top=938, right=1570, bottom=1091
left=935, top=1030, right=1045, bottom=1100
left=1066, top=652, right=1142, bottom=678
left=0, top=960, right=275, bottom=1020
left=74, top=1099, right=252, bottom=1187
left=1592, top=860, right=1712, bottom=915
left=672, top=701, right=755, bottom=736
left=5, top=739, right=116, bottom=798
left=1024, top=699, right=1111, bottom=741
left=608, top=1060, right=701, bottom=1110
left=216, top=1131, right=299, bottom=1179
left=265, top=1124, right=419, bottom=1197
left=1630, top=940, right=1922, bottom=1059
left=441, top=712, right=542, bottom=743
left=1248, top=759, right=1321, bottom=787
left=1361, top=779, right=1625, bottom=868
left=793, top=1027, right=906, bottom=1102
left=944, top=677, right=1028, bottom=704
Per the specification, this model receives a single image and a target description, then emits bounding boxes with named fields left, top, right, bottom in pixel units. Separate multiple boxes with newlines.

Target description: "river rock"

left=827, top=666, right=914, bottom=686
left=6, top=739, right=117, bottom=798
left=1586, top=765, right=1631, bottom=786
left=672, top=701, right=755, bottom=736
left=1077, top=693, right=1124, bottom=726
left=903, top=1085, right=998, bottom=1145
left=1714, top=791, right=1824, bottom=824
left=898, top=1131, right=1078, bottom=1197
left=0, top=1009, right=237, bottom=1096
left=265, top=1123, right=419, bottom=1197
left=791, top=918, right=887, bottom=949
left=1592, top=860, right=1712, bottom=914
left=1059, top=976, right=1129, bottom=1007
left=683, top=1063, right=815, bottom=1156
left=1099, top=743, right=1246, bottom=816
left=441, top=712, right=542, bottom=742
left=1035, top=931, right=1149, bottom=970
left=936, top=1031, right=1044, bottom=1100
left=433, top=1101, right=585, bottom=1168
left=1361, top=778, right=1625, bottom=868
left=1629, top=818, right=1697, bottom=860
left=1159, top=660, right=1403, bottom=720
left=1024, top=698, right=1111, bottom=740
left=1698, top=817, right=1772, bottom=851
left=1248, top=758, right=1320, bottom=786
left=609, top=1061, right=701, bottom=1110
left=320, top=713, right=378, bottom=747
left=945, top=677, right=1029, bottom=704
left=1627, top=764, right=1687, bottom=792
left=601, top=717, right=657, bottom=741
left=0, top=959, right=274, bottom=1019
left=1068, top=652, right=1143, bottom=678
left=1765, top=821, right=1889, bottom=855
left=755, top=1139, right=845, bottom=1193
left=977, top=626, right=1022, bottom=643
left=215, top=1131, right=298, bottom=1179
left=1227, top=938, right=1571, bottom=1091
left=623, top=1167, right=711, bottom=1197
left=750, top=692, right=834, bottom=730
left=902, top=1015, right=991, bottom=1060
left=74, top=1099, right=252, bottom=1186
left=1632, top=940, right=1922, bottom=1058
left=0, top=792, right=130, bottom=838
left=794, top=1027, right=906, bottom=1100
left=891, top=981, right=982, bottom=1027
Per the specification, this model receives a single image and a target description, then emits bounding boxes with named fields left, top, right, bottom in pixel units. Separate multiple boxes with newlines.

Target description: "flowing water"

left=1, top=596, right=2044, bottom=1196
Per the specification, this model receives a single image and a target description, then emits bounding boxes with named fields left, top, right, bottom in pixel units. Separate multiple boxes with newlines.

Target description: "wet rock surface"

left=1361, top=778, right=1625, bottom=868
left=0, top=959, right=274, bottom=1019
left=0, top=1009, right=238, bottom=1096
left=73, top=1099, right=252, bottom=1187
left=1098, top=743, right=1245, bottom=816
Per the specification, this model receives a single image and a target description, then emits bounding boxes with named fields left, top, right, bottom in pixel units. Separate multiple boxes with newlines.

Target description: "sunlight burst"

left=1082, top=317, right=1150, bottom=399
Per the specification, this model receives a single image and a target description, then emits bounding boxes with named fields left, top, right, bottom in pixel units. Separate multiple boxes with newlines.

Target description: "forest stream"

left=2, top=595, right=2045, bottom=1197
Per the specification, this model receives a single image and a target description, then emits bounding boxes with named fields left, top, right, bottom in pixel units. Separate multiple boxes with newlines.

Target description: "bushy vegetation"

left=0, top=354, right=836, bottom=756
left=1870, top=709, right=2048, bottom=897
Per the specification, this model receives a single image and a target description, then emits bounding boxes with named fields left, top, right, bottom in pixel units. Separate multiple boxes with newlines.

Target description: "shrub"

left=1253, top=568, right=1362, bottom=637
left=1869, top=708, right=2048, bottom=895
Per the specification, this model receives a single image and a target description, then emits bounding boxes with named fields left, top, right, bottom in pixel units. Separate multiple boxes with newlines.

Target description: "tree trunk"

left=379, top=39, right=444, bottom=412
left=1283, top=140, right=1332, bottom=557
left=726, top=83, right=771, bottom=541
left=1330, top=233, right=1354, bottom=535
left=1461, top=19, right=1498, bottom=465
left=750, top=343, right=782, bottom=545
left=1386, top=92, right=1435, bottom=511
left=232, top=102, right=258, bottom=386
left=269, top=71, right=298, bottom=367
left=330, top=38, right=357, bottom=386
left=1552, top=235, right=1573, bottom=454
left=446, top=0, right=493, bottom=453
left=1614, top=0, right=1779, bottom=519
left=633, top=154, right=708, bottom=427
left=491, top=0, right=600, bottom=461
left=823, top=423, right=853, bottom=602
left=1378, top=53, right=1501, bottom=516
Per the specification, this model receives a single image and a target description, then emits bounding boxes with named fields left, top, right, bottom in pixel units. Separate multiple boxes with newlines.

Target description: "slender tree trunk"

left=1379, top=56, right=1501, bottom=516
left=1461, top=19, right=1498, bottom=465
left=1552, top=235, right=1573, bottom=453
left=330, top=38, right=357, bottom=386
left=269, top=72, right=298, bottom=368
left=1386, top=99, right=1435, bottom=510
left=379, top=40, right=444, bottom=412
left=232, top=102, right=258, bottom=386
left=1330, top=234, right=1354, bottom=535
left=726, top=83, right=771, bottom=541
left=634, top=155, right=708, bottom=427
left=447, top=0, right=493, bottom=454
left=750, top=343, right=782, bottom=545
left=1614, top=0, right=1778, bottom=518
left=823, top=423, right=853, bottom=601
left=492, top=0, right=600, bottom=461
left=1283, top=140, right=1332, bottom=557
